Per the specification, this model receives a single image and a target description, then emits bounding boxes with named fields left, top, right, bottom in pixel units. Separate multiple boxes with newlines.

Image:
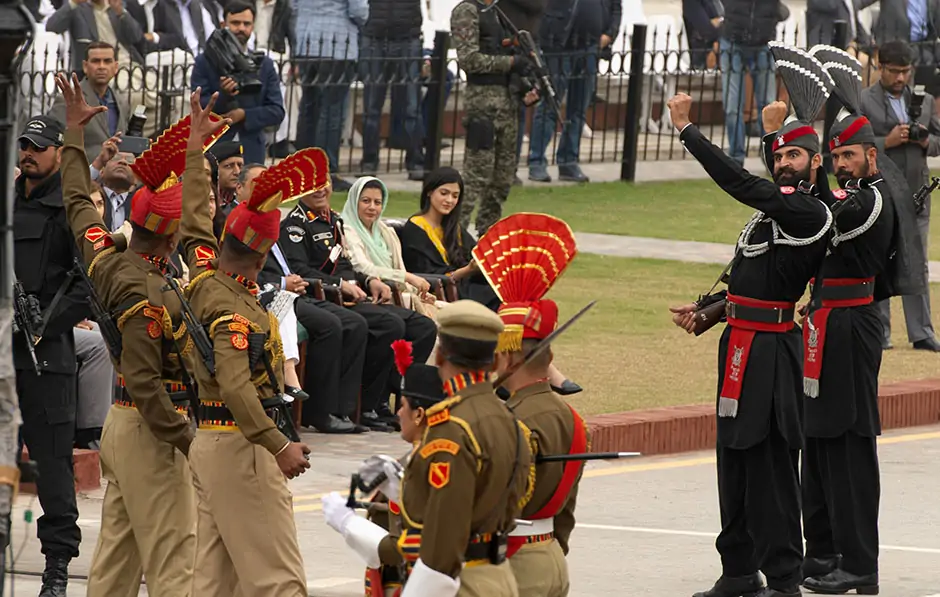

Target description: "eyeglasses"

left=18, top=139, right=51, bottom=152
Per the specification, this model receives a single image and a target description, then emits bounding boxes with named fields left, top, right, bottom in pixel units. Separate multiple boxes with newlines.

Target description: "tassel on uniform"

left=718, top=396, right=739, bottom=418
left=804, top=377, right=820, bottom=398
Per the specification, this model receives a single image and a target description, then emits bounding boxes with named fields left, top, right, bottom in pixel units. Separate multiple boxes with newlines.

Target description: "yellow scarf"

left=410, top=215, right=449, bottom=265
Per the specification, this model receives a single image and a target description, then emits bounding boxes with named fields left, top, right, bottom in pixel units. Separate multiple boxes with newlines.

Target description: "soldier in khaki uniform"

left=179, top=89, right=314, bottom=597
left=474, top=213, right=588, bottom=597
left=54, top=73, right=209, bottom=597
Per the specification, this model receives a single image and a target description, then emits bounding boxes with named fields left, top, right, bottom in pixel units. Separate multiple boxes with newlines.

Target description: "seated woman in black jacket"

left=399, top=167, right=582, bottom=395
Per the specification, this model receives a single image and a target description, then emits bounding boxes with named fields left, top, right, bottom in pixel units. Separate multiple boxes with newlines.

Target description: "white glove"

left=357, top=455, right=404, bottom=502
left=400, top=559, right=460, bottom=597
left=321, top=491, right=355, bottom=534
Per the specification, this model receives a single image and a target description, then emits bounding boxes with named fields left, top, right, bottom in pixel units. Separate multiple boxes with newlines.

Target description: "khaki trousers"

left=87, top=405, right=196, bottom=597
left=458, top=561, right=519, bottom=597
left=509, top=539, right=570, bottom=597
left=189, top=429, right=307, bottom=597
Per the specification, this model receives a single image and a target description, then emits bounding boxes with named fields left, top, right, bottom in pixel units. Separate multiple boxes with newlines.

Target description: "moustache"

left=20, top=157, right=37, bottom=167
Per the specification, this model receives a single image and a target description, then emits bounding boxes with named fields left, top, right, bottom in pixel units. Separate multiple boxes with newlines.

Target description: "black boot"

left=39, top=556, right=69, bottom=597
left=803, top=569, right=879, bottom=595
left=756, top=586, right=802, bottom=596
left=802, top=556, right=840, bottom=581
left=693, top=574, right=765, bottom=597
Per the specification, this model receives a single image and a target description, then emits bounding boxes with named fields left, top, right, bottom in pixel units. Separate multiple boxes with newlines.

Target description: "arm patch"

left=419, top=439, right=460, bottom=459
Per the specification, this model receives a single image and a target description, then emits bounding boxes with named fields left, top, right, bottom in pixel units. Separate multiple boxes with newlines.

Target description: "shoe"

left=310, top=414, right=356, bottom=434
left=693, top=574, right=765, bottom=597
left=756, top=588, right=801, bottom=597
left=340, top=416, right=370, bottom=433
left=913, top=337, right=940, bottom=352
left=881, top=342, right=893, bottom=350
left=557, top=165, right=590, bottom=183
left=361, top=411, right=394, bottom=432
left=332, top=176, right=352, bottom=192
left=39, top=556, right=69, bottom=597
left=802, top=556, right=840, bottom=580
left=496, top=386, right=511, bottom=400
left=374, top=405, right=401, bottom=431
left=407, top=168, right=425, bottom=181
left=285, top=385, right=310, bottom=402
left=528, top=165, right=552, bottom=182
left=803, top=569, right=878, bottom=594
left=359, top=161, right=378, bottom=175
left=551, top=379, right=583, bottom=395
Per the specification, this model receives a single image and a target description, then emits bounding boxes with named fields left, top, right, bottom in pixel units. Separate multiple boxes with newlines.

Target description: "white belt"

left=509, top=518, right=554, bottom=537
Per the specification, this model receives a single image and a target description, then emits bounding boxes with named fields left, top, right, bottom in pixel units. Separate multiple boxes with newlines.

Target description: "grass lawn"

left=546, top=253, right=940, bottom=416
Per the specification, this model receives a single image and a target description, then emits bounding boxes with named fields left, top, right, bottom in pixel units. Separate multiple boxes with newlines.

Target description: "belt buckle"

left=777, top=308, right=783, bottom=324
left=725, top=301, right=735, bottom=319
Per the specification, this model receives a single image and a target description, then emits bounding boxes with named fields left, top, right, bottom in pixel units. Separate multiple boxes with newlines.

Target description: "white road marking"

left=577, top=523, right=940, bottom=554
left=307, top=577, right=359, bottom=589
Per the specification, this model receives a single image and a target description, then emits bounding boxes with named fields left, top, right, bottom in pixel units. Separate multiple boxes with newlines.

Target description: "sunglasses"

left=19, top=139, right=52, bottom=152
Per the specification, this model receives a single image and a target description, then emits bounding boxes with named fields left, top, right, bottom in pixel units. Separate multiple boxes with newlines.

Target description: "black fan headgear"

left=768, top=42, right=835, bottom=154
left=810, top=44, right=876, bottom=150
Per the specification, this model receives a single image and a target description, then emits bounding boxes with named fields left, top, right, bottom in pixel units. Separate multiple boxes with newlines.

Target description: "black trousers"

left=716, top=418, right=803, bottom=589
left=16, top=369, right=81, bottom=559
left=802, top=433, right=880, bottom=575
left=349, top=302, right=437, bottom=412
left=295, top=297, right=368, bottom=421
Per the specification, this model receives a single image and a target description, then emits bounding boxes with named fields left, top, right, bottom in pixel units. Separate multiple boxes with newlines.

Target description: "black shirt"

left=278, top=204, right=371, bottom=290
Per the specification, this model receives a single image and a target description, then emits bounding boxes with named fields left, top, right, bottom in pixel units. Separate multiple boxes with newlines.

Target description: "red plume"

left=391, top=339, right=414, bottom=377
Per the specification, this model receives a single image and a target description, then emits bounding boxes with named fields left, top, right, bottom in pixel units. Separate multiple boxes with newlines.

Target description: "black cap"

left=828, top=114, right=876, bottom=151
left=210, top=141, right=243, bottom=163
left=19, top=115, right=64, bottom=149
left=402, top=364, right=446, bottom=409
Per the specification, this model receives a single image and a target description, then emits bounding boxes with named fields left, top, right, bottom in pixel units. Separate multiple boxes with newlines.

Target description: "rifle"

left=71, top=258, right=123, bottom=361
left=913, top=176, right=939, bottom=215
left=247, top=331, right=305, bottom=446
left=536, top=451, right=641, bottom=463
left=12, top=277, right=42, bottom=375
left=491, top=5, right=564, bottom=124
left=162, top=274, right=215, bottom=376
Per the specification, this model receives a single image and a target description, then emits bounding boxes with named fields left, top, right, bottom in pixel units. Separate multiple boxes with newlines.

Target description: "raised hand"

left=762, top=101, right=789, bottom=135
left=187, top=87, right=231, bottom=149
left=55, top=72, right=108, bottom=129
left=666, top=93, right=693, bottom=132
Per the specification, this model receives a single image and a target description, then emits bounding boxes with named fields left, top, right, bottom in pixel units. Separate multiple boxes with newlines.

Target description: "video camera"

left=204, top=28, right=264, bottom=95
left=908, top=84, right=930, bottom=143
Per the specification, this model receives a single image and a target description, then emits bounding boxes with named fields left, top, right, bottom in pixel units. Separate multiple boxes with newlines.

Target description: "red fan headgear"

left=129, top=114, right=228, bottom=235
left=472, top=213, right=577, bottom=353
left=223, top=147, right=323, bottom=254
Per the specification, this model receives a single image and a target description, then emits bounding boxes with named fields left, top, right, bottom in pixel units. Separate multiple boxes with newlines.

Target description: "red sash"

left=803, top=278, right=874, bottom=398
left=507, top=405, right=587, bottom=558
left=719, top=295, right=796, bottom=418
left=364, top=568, right=384, bottom=597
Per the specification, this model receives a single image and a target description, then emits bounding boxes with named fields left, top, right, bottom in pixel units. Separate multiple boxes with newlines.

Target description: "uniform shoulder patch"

left=231, top=332, right=248, bottom=350
left=388, top=501, right=401, bottom=515
left=228, top=322, right=249, bottom=334
left=286, top=225, right=305, bottom=243
left=428, top=461, right=451, bottom=489
left=84, top=226, right=108, bottom=243
left=147, top=320, right=162, bottom=339
left=427, top=409, right=450, bottom=427
left=194, top=246, right=217, bottom=266
left=779, top=186, right=796, bottom=195
left=232, top=313, right=252, bottom=326
left=419, top=438, right=460, bottom=459
left=832, top=188, right=848, bottom=200
left=143, top=306, right=164, bottom=321
left=93, top=235, right=115, bottom=252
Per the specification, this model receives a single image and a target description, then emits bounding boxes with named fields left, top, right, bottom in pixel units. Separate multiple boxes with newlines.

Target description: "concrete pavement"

left=7, top=424, right=940, bottom=596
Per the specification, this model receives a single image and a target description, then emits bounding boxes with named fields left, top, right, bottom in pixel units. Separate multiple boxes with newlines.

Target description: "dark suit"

left=871, top=0, right=940, bottom=50
left=861, top=81, right=940, bottom=344
left=805, top=0, right=875, bottom=47
left=190, top=53, right=285, bottom=163
left=45, top=0, right=147, bottom=71
left=259, top=0, right=297, bottom=55
left=129, top=0, right=215, bottom=54
left=49, top=78, right=129, bottom=163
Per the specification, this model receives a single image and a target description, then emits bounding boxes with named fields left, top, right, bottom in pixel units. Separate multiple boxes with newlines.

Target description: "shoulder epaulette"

left=186, top=269, right=217, bottom=294
left=517, top=419, right=537, bottom=510
left=426, top=395, right=463, bottom=418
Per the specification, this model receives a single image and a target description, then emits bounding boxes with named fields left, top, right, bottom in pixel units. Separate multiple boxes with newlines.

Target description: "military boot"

left=756, top=586, right=802, bottom=596
left=39, top=556, right=69, bottom=597
left=802, top=569, right=879, bottom=595
left=801, top=556, right=840, bottom=581
left=693, top=574, right=766, bottom=597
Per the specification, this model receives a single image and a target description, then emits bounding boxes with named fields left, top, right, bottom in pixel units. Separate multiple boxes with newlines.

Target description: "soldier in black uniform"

left=666, top=48, right=835, bottom=597
left=13, top=115, right=91, bottom=595
left=280, top=148, right=437, bottom=430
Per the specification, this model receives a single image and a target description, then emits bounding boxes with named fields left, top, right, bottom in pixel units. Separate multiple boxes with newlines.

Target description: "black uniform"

left=13, top=171, right=90, bottom=561
left=259, top=241, right=367, bottom=424
left=680, top=125, right=831, bottom=591
left=802, top=175, right=895, bottom=578
left=279, top=205, right=437, bottom=417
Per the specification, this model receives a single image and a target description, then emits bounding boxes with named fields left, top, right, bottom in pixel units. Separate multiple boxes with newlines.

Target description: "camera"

left=121, top=105, right=151, bottom=156
left=204, top=28, right=264, bottom=95
left=907, top=84, right=930, bottom=143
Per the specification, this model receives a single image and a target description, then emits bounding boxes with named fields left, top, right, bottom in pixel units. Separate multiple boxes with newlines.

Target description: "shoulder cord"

left=831, top=187, right=883, bottom=247
left=738, top=201, right=834, bottom=258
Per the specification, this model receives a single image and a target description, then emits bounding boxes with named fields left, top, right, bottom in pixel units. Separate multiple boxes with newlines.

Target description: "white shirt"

left=175, top=0, right=201, bottom=54
left=843, top=0, right=857, bottom=40
left=106, top=187, right=129, bottom=231
left=254, top=0, right=277, bottom=50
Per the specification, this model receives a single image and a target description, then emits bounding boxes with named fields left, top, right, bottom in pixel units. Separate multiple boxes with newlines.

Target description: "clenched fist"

left=762, top=101, right=789, bottom=135
left=667, top=93, right=694, bottom=132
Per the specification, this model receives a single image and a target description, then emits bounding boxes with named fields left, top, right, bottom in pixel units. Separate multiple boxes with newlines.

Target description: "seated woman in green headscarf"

left=341, top=176, right=439, bottom=318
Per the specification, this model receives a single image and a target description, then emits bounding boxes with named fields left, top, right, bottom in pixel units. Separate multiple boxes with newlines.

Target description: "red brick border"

left=19, top=448, right=100, bottom=496
left=586, top=379, right=940, bottom=456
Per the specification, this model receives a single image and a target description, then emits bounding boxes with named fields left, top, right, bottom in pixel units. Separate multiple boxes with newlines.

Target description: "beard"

left=19, top=158, right=51, bottom=180
left=836, top=160, right=870, bottom=187
left=773, top=163, right=812, bottom=187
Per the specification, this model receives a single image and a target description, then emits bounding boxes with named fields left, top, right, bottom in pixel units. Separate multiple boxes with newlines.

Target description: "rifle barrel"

left=536, top=451, right=642, bottom=463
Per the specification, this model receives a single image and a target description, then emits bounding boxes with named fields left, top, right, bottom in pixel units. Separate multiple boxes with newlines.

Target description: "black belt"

left=819, top=279, right=875, bottom=301
left=725, top=302, right=795, bottom=324
left=196, top=398, right=284, bottom=426
left=467, top=73, right=510, bottom=86
left=465, top=533, right=508, bottom=565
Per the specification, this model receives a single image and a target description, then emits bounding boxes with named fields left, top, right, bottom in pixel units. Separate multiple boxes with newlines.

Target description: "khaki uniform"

left=60, top=127, right=196, bottom=596
left=506, top=382, right=590, bottom=597
left=399, top=375, right=531, bottom=596
left=179, top=148, right=306, bottom=597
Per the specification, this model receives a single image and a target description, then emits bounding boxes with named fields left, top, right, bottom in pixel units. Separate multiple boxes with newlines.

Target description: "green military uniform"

left=398, top=301, right=532, bottom=597
left=451, top=0, right=529, bottom=236
left=507, top=383, right=589, bottom=597
left=179, top=147, right=307, bottom=597
left=60, top=126, right=197, bottom=596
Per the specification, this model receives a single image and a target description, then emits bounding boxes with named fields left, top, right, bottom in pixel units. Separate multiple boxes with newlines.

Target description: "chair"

left=385, top=218, right=460, bottom=303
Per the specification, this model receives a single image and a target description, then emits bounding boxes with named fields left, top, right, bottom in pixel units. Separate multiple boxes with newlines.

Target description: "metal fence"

left=18, top=22, right=940, bottom=179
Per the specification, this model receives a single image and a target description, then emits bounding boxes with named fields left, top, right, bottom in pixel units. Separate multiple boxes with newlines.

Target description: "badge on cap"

left=779, top=186, right=796, bottom=195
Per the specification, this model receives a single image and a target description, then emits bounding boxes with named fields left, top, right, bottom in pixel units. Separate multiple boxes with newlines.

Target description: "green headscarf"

left=342, top=176, right=393, bottom=269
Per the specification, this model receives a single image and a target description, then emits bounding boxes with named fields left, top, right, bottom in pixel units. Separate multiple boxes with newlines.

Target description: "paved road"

left=7, top=424, right=940, bottom=596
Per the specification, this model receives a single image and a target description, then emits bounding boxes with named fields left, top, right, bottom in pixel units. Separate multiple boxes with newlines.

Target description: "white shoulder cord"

left=831, top=187, right=883, bottom=247
left=736, top=201, right=834, bottom=258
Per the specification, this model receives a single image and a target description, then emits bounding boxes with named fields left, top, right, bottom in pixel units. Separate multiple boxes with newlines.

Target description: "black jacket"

left=721, top=0, right=784, bottom=46
left=363, top=0, right=422, bottom=40
left=278, top=205, right=371, bottom=290
left=497, top=0, right=547, bottom=38
left=263, top=0, right=298, bottom=55
left=539, top=0, right=622, bottom=49
left=12, top=172, right=91, bottom=374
